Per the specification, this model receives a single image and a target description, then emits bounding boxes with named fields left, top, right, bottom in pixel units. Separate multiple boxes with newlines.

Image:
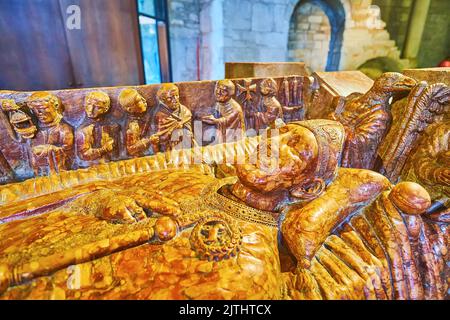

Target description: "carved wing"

left=377, top=82, right=450, bottom=182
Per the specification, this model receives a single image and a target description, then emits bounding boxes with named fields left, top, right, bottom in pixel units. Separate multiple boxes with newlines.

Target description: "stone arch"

left=287, top=0, right=346, bottom=71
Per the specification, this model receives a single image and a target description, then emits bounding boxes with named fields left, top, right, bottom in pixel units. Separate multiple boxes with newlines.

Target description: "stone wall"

left=339, top=0, right=405, bottom=71
left=167, top=0, right=201, bottom=82
left=372, top=0, right=413, bottom=52
left=372, top=0, right=450, bottom=68
left=417, top=0, right=450, bottom=67
left=167, top=0, right=409, bottom=81
left=288, top=2, right=331, bottom=72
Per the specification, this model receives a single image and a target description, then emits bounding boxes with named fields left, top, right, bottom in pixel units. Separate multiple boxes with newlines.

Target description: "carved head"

left=215, top=80, right=235, bottom=103
left=235, top=120, right=345, bottom=200
left=260, top=78, right=278, bottom=97
left=10, top=110, right=37, bottom=139
left=84, top=91, right=111, bottom=120
left=118, top=89, right=147, bottom=114
left=157, top=84, right=180, bottom=111
left=27, top=92, right=62, bottom=125
left=374, top=72, right=416, bottom=94
left=0, top=99, right=20, bottom=112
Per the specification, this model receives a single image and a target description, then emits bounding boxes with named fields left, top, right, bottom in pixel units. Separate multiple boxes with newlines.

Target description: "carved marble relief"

left=118, top=88, right=154, bottom=157
left=76, top=91, right=119, bottom=165
left=332, top=72, right=417, bottom=170
left=280, top=76, right=305, bottom=123
left=0, top=76, right=315, bottom=182
left=153, top=83, right=195, bottom=152
left=0, top=71, right=448, bottom=300
left=26, top=92, right=74, bottom=176
left=202, top=80, right=245, bottom=143
left=0, top=99, right=36, bottom=182
left=0, top=119, right=446, bottom=300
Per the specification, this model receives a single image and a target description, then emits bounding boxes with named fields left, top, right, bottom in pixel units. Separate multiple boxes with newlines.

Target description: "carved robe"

left=254, top=96, right=284, bottom=131
left=76, top=121, right=120, bottom=165
left=153, top=104, right=195, bottom=152
left=30, top=120, right=74, bottom=175
left=124, top=115, right=152, bottom=157
left=213, top=99, right=245, bottom=143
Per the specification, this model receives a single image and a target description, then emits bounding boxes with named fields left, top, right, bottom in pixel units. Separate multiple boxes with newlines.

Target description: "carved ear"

left=290, top=178, right=325, bottom=200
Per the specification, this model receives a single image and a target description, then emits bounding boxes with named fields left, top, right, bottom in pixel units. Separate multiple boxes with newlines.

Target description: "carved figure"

left=283, top=76, right=304, bottom=122
left=26, top=92, right=74, bottom=175
left=236, top=79, right=258, bottom=130
left=118, top=88, right=155, bottom=157
left=252, top=78, right=284, bottom=131
left=153, top=84, right=195, bottom=153
left=332, top=72, right=417, bottom=169
left=0, top=99, right=37, bottom=181
left=402, top=120, right=449, bottom=209
left=0, top=99, right=37, bottom=141
left=76, top=91, right=119, bottom=164
left=202, top=80, right=245, bottom=143
left=0, top=120, right=446, bottom=300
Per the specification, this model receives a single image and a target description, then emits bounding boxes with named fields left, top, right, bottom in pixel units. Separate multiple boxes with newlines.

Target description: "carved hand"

left=102, top=138, right=114, bottom=153
left=201, top=115, right=217, bottom=125
left=101, top=194, right=147, bottom=224
left=148, top=135, right=159, bottom=145
left=131, top=189, right=181, bottom=217
left=32, top=144, right=58, bottom=157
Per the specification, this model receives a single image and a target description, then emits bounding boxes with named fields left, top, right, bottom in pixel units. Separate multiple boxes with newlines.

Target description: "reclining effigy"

left=0, top=72, right=448, bottom=300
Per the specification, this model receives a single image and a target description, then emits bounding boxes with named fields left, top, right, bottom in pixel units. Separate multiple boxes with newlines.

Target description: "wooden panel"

left=59, top=0, right=144, bottom=88
left=0, top=0, right=75, bottom=91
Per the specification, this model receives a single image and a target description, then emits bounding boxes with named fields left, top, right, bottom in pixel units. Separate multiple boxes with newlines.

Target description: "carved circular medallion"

left=190, top=215, right=242, bottom=262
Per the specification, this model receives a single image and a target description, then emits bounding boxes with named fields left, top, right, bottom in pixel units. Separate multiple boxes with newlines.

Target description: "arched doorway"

left=288, top=0, right=345, bottom=71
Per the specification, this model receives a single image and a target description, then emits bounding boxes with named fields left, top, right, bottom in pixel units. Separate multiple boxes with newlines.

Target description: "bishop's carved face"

left=235, top=124, right=319, bottom=194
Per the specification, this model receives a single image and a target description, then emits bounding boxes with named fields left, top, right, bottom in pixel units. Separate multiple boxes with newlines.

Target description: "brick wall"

left=288, top=2, right=331, bottom=71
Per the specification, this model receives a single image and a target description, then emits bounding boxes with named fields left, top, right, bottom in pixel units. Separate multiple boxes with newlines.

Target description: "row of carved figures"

left=0, top=78, right=303, bottom=178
